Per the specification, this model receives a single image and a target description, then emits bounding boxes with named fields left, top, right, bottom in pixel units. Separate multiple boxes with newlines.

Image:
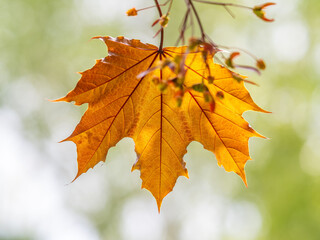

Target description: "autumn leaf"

left=55, top=36, right=266, bottom=210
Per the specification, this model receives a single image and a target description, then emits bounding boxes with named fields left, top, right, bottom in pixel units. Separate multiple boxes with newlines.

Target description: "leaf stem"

left=188, top=0, right=205, bottom=41
left=155, top=0, right=164, bottom=51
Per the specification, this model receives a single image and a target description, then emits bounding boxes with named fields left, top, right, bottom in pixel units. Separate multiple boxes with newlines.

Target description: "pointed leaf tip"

left=50, top=96, right=67, bottom=103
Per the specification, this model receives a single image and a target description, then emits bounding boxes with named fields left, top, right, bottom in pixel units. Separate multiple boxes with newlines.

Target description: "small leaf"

left=256, top=59, right=266, bottom=70
left=231, top=72, right=244, bottom=82
left=225, top=52, right=240, bottom=68
left=253, top=2, right=276, bottom=22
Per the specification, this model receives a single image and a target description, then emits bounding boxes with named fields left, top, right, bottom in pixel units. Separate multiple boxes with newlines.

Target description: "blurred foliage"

left=0, top=0, right=319, bottom=239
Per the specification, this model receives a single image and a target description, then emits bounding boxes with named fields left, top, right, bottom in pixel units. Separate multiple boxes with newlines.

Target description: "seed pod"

left=126, top=8, right=138, bottom=16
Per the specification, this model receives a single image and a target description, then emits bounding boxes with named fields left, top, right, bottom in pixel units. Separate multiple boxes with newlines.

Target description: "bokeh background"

left=1, top=0, right=319, bottom=239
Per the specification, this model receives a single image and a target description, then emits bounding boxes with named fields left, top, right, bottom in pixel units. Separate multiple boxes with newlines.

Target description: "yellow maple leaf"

left=55, top=36, right=266, bottom=210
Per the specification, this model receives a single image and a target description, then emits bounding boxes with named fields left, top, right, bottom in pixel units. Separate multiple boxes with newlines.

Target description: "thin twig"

left=218, top=45, right=259, bottom=60
left=166, top=0, right=174, bottom=15
left=223, top=6, right=235, bottom=18
left=138, top=0, right=170, bottom=12
left=176, top=6, right=191, bottom=45
left=193, top=0, right=252, bottom=10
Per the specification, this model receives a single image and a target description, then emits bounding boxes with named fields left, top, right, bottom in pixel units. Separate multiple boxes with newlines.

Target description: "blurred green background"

left=1, top=0, right=319, bottom=239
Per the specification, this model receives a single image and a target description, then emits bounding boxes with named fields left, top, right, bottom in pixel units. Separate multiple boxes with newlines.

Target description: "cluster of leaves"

left=56, top=0, right=274, bottom=210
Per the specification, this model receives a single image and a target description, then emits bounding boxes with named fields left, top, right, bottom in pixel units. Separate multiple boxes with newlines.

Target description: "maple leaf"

left=55, top=36, right=266, bottom=210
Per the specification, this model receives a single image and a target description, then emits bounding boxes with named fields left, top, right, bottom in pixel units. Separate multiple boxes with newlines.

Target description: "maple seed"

left=174, top=90, right=184, bottom=107
left=158, top=82, right=168, bottom=92
left=188, top=37, right=202, bottom=51
left=159, top=14, right=170, bottom=28
left=256, top=59, right=266, bottom=70
left=225, top=52, right=240, bottom=68
left=208, top=76, right=215, bottom=84
left=126, top=8, right=138, bottom=16
left=209, top=100, right=216, bottom=113
left=152, top=76, right=160, bottom=85
left=203, top=42, right=217, bottom=55
left=216, top=91, right=224, bottom=99
left=152, top=14, right=170, bottom=29
left=192, top=83, right=206, bottom=93
left=231, top=72, right=244, bottom=82
left=203, top=90, right=212, bottom=103
left=253, top=3, right=276, bottom=22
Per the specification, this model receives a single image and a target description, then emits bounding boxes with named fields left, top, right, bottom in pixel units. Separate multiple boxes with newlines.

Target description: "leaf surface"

left=56, top=36, right=265, bottom=210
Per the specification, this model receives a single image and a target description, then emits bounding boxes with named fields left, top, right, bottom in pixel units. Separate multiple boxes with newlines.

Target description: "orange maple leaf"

left=55, top=36, right=266, bottom=210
